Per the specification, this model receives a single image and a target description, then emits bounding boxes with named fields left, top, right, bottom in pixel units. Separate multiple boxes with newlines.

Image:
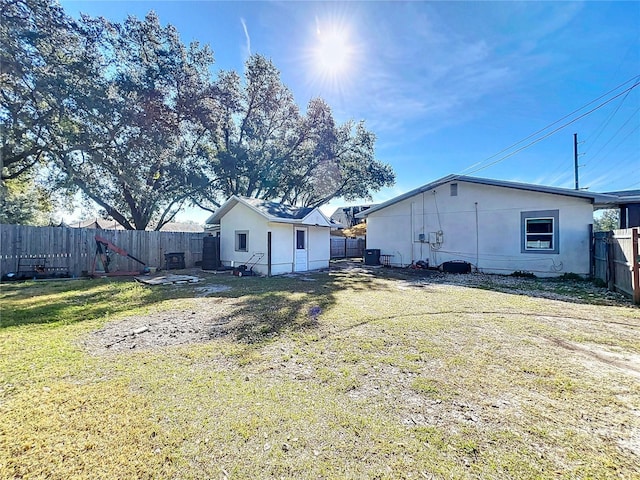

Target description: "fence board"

left=594, top=228, right=640, bottom=303
left=0, top=224, right=206, bottom=278
left=330, top=237, right=365, bottom=259
left=593, top=231, right=610, bottom=286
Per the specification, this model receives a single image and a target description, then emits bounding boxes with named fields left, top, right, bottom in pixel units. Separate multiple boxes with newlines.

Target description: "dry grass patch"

left=1, top=268, right=639, bottom=479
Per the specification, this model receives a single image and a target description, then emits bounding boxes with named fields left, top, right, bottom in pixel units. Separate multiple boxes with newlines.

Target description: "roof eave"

left=357, top=174, right=616, bottom=217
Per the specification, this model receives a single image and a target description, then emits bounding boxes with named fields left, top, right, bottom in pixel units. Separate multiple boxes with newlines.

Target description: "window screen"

left=520, top=210, right=559, bottom=254
left=525, top=218, right=553, bottom=249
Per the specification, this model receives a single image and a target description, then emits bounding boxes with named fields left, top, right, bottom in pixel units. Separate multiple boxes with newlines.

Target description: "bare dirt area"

left=82, top=266, right=637, bottom=357
left=82, top=295, right=240, bottom=354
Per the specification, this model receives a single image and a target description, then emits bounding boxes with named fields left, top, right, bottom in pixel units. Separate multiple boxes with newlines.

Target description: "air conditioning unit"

left=418, top=233, right=425, bottom=242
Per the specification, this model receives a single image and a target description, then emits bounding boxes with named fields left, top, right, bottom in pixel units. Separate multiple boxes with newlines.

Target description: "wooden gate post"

left=633, top=227, right=640, bottom=305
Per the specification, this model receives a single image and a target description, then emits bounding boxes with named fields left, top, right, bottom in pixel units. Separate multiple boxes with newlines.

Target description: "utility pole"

left=574, top=133, right=579, bottom=190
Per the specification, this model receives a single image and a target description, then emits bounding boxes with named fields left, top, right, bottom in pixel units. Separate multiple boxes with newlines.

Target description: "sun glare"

left=315, top=27, right=351, bottom=75
left=309, top=19, right=358, bottom=91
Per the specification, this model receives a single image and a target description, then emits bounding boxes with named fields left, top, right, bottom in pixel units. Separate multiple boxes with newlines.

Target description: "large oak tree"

left=1, top=1, right=395, bottom=228
left=54, top=12, right=219, bottom=230
left=210, top=55, right=395, bottom=208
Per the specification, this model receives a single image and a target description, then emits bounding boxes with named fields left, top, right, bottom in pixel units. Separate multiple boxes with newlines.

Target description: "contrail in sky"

left=240, top=18, right=251, bottom=55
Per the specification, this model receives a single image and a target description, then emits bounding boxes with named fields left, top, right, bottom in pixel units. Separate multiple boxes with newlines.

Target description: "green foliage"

left=593, top=209, right=619, bottom=232
left=593, top=277, right=607, bottom=288
left=1, top=3, right=395, bottom=226
left=0, top=0, right=77, bottom=182
left=0, top=176, right=53, bottom=225
left=52, top=12, right=218, bottom=230
left=210, top=55, right=395, bottom=208
left=556, top=272, right=586, bottom=282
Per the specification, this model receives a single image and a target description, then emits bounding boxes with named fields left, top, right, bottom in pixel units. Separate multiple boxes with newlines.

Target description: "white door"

left=294, top=228, right=308, bottom=272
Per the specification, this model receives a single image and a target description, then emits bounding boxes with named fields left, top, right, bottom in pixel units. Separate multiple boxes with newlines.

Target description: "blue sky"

left=61, top=1, right=639, bottom=222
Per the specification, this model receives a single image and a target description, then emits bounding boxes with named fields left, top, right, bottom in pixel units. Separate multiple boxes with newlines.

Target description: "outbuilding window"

left=235, top=231, right=248, bottom=252
left=521, top=210, right=559, bottom=254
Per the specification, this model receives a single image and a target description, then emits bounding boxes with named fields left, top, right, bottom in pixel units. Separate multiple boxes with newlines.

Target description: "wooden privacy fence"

left=330, top=237, right=365, bottom=259
left=0, top=224, right=206, bottom=278
left=594, top=228, right=640, bottom=304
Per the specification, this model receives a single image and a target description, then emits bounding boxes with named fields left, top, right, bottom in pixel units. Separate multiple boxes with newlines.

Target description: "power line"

left=584, top=125, right=640, bottom=185
left=459, top=78, right=640, bottom=176
left=584, top=112, right=640, bottom=167
left=583, top=89, right=636, bottom=163
left=459, top=74, right=640, bottom=174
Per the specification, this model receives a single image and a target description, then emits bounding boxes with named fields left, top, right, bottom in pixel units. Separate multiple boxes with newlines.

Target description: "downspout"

left=421, top=192, right=425, bottom=260
left=267, top=231, right=272, bottom=277
left=410, top=202, right=415, bottom=264
left=475, top=202, right=479, bottom=272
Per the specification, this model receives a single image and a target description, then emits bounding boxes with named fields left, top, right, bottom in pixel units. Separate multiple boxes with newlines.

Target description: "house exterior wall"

left=366, top=181, right=594, bottom=276
left=269, top=222, right=295, bottom=275
left=621, top=203, right=640, bottom=228
left=303, top=210, right=329, bottom=226
left=219, top=202, right=330, bottom=275
left=307, top=226, right=330, bottom=271
left=219, top=202, right=268, bottom=273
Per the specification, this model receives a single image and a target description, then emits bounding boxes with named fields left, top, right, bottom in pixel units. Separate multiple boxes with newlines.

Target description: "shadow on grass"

left=0, top=278, right=198, bottom=329
left=210, top=271, right=387, bottom=344
left=193, top=266, right=401, bottom=344
left=1, top=267, right=399, bottom=343
left=353, top=262, right=637, bottom=309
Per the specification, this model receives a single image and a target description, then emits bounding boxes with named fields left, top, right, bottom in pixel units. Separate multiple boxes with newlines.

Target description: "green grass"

left=1, top=269, right=639, bottom=479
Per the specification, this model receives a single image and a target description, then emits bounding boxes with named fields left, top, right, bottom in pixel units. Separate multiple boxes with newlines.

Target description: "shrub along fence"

left=0, top=224, right=206, bottom=278
left=594, top=227, right=640, bottom=304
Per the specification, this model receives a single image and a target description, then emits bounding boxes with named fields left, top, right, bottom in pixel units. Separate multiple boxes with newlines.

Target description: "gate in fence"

left=330, top=237, right=365, bottom=259
left=594, top=228, right=640, bottom=304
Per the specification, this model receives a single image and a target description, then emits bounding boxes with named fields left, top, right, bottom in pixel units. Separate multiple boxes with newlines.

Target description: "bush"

left=510, top=270, right=536, bottom=278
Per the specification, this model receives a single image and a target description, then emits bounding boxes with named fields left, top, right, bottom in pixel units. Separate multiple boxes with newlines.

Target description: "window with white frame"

left=235, top=230, right=248, bottom=252
left=521, top=210, right=559, bottom=254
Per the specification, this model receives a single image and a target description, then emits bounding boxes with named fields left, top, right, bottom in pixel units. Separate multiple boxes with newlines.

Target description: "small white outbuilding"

left=206, top=196, right=334, bottom=276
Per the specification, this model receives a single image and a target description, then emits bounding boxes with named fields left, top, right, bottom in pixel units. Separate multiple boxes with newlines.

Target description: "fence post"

left=633, top=227, right=640, bottom=305
left=606, top=231, right=614, bottom=290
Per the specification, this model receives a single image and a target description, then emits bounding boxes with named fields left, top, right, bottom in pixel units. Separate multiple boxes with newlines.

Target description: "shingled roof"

left=206, top=196, right=334, bottom=227
left=239, top=197, right=315, bottom=220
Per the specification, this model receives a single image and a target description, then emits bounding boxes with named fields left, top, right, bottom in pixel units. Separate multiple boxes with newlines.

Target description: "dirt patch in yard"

left=82, top=268, right=636, bottom=357
left=545, top=336, right=640, bottom=379
left=82, top=297, right=241, bottom=354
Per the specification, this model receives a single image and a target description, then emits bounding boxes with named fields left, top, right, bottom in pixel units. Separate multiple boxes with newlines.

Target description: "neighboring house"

left=597, top=190, right=640, bottom=228
left=62, top=219, right=204, bottom=232
left=63, top=218, right=125, bottom=230
left=206, top=196, right=334, bottom=275
left=157, top=222, right=204, bottom=233
left=330, top=205, right=375, bottom=230
left=356, top=174, right=614, bottom=277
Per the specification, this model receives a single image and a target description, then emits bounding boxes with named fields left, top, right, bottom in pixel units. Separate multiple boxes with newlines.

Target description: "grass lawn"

left=1, top=264, right=639, bottom=479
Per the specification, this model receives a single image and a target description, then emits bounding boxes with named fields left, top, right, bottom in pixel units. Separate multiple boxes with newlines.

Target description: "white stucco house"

left=206, top=196, right=334, bottom=276
left=356, top=175, right=614, bottom=277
